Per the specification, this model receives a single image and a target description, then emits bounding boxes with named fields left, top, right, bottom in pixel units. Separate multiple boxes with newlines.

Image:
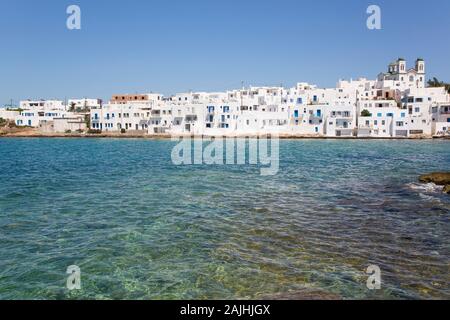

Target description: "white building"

left=85, top=58, right=449, bottom=138
left=378, top=58, right=426, bottom=89
left=0, top=109, right=20, bottom=121
left=20, top=100, right=66, bottom=111
left=15, top=109, right=76, bottom=127
left=90, top=103, right=151, bottom=132
left=68, top=98, right=102, bottom=111
left=432, top=103, right=450, bottom=137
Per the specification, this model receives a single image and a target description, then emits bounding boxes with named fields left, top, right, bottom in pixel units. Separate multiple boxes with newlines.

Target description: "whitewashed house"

left=82, top=58, right=449, bottom=138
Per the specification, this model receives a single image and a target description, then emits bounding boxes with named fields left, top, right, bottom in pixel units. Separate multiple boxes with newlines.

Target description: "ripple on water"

left=0, top=138, right=448, bottom=299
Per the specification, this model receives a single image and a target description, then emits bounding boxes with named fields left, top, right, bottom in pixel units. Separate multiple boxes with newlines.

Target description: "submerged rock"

left=443, top=185, right=450, bottom=194
left=419, top=172, right=450, bottom=194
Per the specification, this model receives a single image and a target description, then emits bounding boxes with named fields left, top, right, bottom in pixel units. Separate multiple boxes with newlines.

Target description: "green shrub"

left=360, top=109, right=372, bottom=117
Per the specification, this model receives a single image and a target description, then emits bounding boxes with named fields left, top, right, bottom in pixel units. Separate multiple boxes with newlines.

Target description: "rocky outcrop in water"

left=419, top=172, right=450, bottom=194
left=443, top=185, right=450, bottom=194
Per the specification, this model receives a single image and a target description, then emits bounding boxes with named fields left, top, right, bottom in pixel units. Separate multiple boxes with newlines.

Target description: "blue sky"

left=0, top=0, right=449, bottom=105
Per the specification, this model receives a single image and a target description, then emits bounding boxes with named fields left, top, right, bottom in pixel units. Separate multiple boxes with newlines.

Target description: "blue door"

left=294, top=110, right=299, bottom=118
left=28, top=120, right=32, bottom=126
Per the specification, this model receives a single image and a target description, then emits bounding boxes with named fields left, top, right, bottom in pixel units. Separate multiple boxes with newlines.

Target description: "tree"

left=360, top=109, right=372, bottom=117
left=427, top=77, right=450, bottom=93
left=84, top=114, right=90, bottom=129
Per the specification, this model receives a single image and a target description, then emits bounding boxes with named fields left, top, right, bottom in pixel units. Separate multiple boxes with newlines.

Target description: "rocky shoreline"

left=1, top=120, right=450, bottom=140
left=419, top=172, right=450, bottom=194
left=1, top=130, right=448, bottom=140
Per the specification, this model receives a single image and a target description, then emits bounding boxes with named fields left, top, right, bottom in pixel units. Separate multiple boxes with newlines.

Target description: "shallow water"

left=0, top=138, right=448, bottom=299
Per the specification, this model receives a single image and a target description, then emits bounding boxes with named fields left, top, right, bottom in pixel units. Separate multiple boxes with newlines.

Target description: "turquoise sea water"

left=0, top=138, right=448, bottom=300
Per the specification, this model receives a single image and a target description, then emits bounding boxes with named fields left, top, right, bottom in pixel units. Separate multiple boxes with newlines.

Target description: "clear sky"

left=0, top=0, right=449, bottom=105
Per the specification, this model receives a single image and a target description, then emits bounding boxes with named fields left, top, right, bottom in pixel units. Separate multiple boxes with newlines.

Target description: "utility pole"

left=240, top=81, right=244, bottom=109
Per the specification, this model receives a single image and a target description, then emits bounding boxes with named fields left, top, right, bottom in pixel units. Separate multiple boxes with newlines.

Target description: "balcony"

left=330, top=113, right=352, bottom=119
left=185, top=115, right=197, bottom=123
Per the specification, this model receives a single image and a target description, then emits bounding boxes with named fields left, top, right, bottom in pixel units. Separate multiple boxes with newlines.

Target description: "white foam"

left=406, top=182, right=443, bottom=193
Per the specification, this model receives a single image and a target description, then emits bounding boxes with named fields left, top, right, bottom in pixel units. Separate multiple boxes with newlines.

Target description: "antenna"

left=240, top=81, right=244, bottom=108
